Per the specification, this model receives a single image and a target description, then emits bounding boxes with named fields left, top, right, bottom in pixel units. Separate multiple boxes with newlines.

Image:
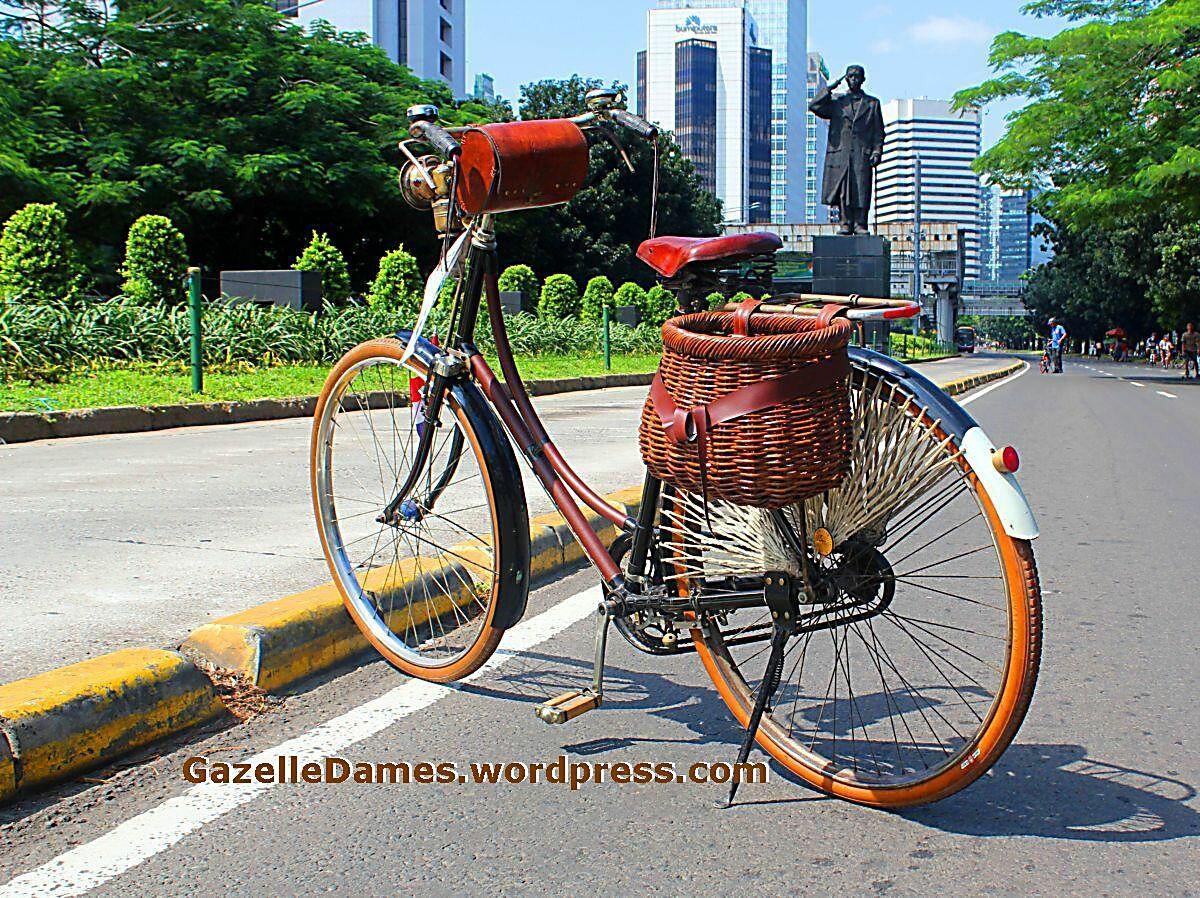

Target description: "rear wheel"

left=667, top=369, right=1042, bottom=807
left=311, top=338, right=522, bottom=682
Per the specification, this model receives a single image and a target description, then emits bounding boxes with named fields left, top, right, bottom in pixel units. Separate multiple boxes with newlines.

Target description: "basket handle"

left=816, top=303, right=849, bottom=327
left=732, top=297, right=763, bottom=336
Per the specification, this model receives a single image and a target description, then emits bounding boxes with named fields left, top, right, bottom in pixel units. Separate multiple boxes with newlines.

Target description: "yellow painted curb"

left=0, top=734, right=15, bottom=803
left=180, top=487, right=644, bottom=694
left=938, top=361, right=1022, bottom=398
left=0, top=648, right=222, bottom=799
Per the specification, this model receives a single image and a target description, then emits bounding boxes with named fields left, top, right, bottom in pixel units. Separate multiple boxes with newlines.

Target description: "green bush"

left=367, top=245, right=422, bottom=317
left=120, top=214, right=187, bottom=306
left=0, top=203, right=80, bottom=306
left=613, top=282, right=648, bottom=322
left=640, top=284, right=677, bottom=328
left=538, top=273, right=580, bottom=319
left=706, top=291, right=726, bottom=310
left=294, top=231, right=351, bottom=304
left=580, top=275, right=614, bottom=323
left=497, top=264, right=538, bottom=311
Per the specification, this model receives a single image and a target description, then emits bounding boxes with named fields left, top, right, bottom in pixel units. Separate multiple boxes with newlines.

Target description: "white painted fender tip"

left=960, top=427, right=1040, bottom=540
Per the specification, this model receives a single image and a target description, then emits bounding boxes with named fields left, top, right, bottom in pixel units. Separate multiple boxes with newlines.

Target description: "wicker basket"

left=639, top=309, right=853, bottom=509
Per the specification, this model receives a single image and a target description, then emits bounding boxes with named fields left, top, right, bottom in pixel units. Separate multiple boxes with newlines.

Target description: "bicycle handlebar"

left=609, top=108, right=658, bottom=139
left=409, top=120, right=462, bottom=158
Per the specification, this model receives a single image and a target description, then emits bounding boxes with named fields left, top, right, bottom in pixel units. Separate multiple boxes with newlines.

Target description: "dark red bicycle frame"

left=457, top=247, right=634, bottom=584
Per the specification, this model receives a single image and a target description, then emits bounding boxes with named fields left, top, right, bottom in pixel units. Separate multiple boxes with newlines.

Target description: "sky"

left=466, top=0, right=1068, bottom=149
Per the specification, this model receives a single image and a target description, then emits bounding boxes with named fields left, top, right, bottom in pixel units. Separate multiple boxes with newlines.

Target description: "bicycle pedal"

left=534, top=689, right=601, bottom=725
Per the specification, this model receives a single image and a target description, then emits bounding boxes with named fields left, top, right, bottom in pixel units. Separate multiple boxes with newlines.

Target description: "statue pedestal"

left=812, top=235, right=891, bottom=299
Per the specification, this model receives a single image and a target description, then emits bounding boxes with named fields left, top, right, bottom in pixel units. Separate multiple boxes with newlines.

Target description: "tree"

left=1150, top=221, right=1200, bottom=326
left=640, top=284, right=677, bottom=328
left=956, top=0, right=1200, bottom=228
left=958, top=1, right=1200, bottom=335
left=295, top=231, right=351, bottom=304
left=580, top=275, right=614, bottom=323
left=0, top=202, right=80, bottom=305
left=367, top=245, right=422, bottom=316
left=0, top=0, right=498, bottom=288
left=538, top=273, right=580, bottom=319
left=497, top=76, right=722, bottom=287
left=120, top=214, right=187, bottom=305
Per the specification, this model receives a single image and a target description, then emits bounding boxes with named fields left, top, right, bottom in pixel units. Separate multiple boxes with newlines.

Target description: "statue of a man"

left=809, top=65, right=885, bottom=235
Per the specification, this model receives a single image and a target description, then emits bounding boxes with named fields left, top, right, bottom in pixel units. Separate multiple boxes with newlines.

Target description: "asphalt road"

left=1, top=353, right=1196, bottom=896
left=0, top=353, right=1011, bottom=683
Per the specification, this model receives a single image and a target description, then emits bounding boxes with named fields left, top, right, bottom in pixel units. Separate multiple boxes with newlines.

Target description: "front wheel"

left=310, top=338, right=529, bottom=682
left=668, top=369, right=1042, bottom=807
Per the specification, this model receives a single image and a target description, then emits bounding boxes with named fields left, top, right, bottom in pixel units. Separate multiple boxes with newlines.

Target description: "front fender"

left=850, top=348, right=1038, bottom=540
left=396, top=330, right=532, bottom=628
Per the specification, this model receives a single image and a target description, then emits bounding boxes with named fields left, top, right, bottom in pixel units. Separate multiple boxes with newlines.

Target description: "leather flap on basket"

left=649, top=354, right=851, bottom=443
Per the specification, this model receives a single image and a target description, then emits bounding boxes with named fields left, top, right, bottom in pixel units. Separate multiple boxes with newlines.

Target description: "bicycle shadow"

left=462, top=648, right=746, bottom=748
left=904, top=743, right=1199, bottom=843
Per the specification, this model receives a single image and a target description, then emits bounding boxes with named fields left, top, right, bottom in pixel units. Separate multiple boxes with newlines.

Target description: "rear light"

left=992, top=446, right=1020, bottom=474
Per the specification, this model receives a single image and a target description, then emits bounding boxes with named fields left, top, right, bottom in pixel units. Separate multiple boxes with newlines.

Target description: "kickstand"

left=721, top=572, right=796, bottom=808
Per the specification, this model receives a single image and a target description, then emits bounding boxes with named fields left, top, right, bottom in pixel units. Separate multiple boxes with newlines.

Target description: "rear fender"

left=849, top=348, right=1038, bottom=540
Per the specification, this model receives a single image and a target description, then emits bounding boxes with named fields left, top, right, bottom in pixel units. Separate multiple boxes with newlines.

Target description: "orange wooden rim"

left=685, top=407, right=1039, bottom=808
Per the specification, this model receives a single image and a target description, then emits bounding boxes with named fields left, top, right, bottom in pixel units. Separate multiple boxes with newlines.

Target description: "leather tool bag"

left=456, top=120, right=590, bottom=215
left=639, top=299, right=853, bottom=510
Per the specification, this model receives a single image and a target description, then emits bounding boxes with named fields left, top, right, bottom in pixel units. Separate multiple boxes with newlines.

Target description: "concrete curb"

left=0, top=373, right=659, bottom=445
left=0, top=358, right=971, bottom=445
left=937, top=361, right=1023, bottom=398
left=0, top=649, right=223, bottom=801
left=0, top=361, right=1019, bottom=803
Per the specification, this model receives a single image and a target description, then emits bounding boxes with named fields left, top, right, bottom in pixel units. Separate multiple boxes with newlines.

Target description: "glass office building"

left=643, top=4, right=772, bottom=224
left=655, top=0, right=807, bottom=223
left=805, top=52, right=829, bottom=223
left=674, top=40, right=719, bottom=195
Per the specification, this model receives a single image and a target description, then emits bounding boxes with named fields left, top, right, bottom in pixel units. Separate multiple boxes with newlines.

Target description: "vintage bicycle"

left=310, top=91, right=1043, bottom=808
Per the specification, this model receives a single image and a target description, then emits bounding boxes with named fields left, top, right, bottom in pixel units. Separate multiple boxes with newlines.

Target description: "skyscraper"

left=873, top=98, right=983, bottom=279
left=643, top=4, right=773, bottom=223
left=997, top=188, right=1053, bottom=281
left=290, top=0, right=466, bottom=97
left=805, top=52, right=829, bottom=224
left=654, top=0, right=807, bottom=223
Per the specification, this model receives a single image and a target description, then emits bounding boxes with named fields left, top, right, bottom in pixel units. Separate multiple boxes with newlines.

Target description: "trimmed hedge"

left=121, top=215, right=188, bottom=306
left=367, top=245, right=422, bottom=317
left=294, top=231, right=351, bottom=304
left=580, top=275, right=614, bottom=323
left=0, top=202, right=81, bottom=307
left=538, top=273, right=580, bottom=319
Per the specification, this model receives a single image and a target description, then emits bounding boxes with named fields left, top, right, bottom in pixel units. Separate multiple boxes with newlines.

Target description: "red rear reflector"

left=993, top=446, right=1020, bottom=474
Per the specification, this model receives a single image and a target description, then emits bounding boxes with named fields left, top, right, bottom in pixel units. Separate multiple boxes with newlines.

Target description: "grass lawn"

left=0, top=353, right=664, bottom=413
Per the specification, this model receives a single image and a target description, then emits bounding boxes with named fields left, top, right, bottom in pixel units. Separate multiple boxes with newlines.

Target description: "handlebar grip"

left=610, top=109, right=658, bottom=139
left=411, top=121, right=462, bottom=158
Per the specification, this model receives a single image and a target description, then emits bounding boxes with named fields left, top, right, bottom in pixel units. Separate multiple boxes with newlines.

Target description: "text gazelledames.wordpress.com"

left=182, top=755, right=769, bottom=790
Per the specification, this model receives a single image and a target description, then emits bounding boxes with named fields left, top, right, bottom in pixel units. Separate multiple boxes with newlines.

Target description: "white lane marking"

left=959, top=361, right=1029, bottom=406
left=1157, top=391, right=1178, bottom=399
left=1130, top=382, right=1145, bottom=387
left=0, top=587, right=603, bottom=898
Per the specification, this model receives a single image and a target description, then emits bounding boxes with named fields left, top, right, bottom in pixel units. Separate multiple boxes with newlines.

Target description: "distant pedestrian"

left=1048, top=318, right=1066, bottom=373
left=1181, top=323, right=1199, bottom=380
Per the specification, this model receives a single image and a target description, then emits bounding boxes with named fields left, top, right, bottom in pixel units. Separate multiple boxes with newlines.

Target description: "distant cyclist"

left=1159, top=333, right=1174, bottom=369
left=1048, top=317, right=1066, bottom=374
left=1182, top=323, right=1199, bottom=380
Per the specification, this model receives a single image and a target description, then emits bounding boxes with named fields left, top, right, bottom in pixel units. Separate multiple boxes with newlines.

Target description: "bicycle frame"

left=393, top=217, right=644, bottom=594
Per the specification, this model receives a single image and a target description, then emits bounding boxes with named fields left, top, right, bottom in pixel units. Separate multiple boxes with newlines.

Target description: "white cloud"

left=871, top=37, right=897, bottom=55
left=907, top=15, right=992, bottom=47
